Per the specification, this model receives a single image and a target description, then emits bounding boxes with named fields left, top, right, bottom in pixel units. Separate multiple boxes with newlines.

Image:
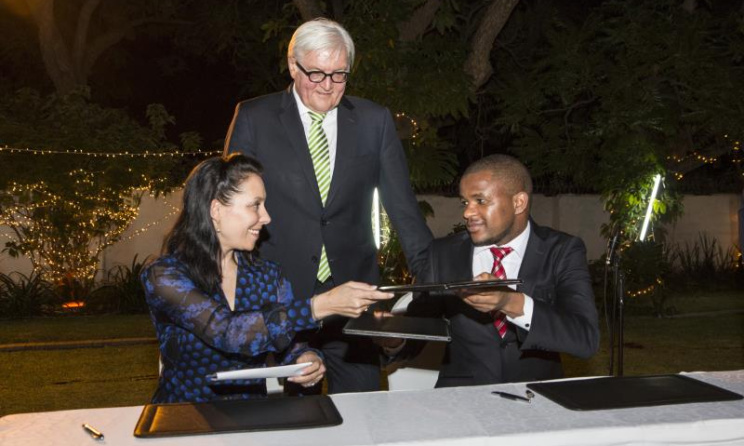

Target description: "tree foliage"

left=483, top=0, right=743, bottom=239
left=0, top=88, right=199, bottom=283
left=2, top=0, right=742, bottom=288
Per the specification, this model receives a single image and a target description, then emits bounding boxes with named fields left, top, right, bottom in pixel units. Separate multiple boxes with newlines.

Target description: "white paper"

left=390, top=292, right=413, bottom=314
left=207, top=362, right=312, bottom=381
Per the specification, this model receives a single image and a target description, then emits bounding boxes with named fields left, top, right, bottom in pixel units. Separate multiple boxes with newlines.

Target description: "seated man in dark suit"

left=384, top=154, right=600, bottom=387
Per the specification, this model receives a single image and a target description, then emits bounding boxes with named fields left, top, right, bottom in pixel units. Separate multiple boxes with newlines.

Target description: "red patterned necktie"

left=489, top=246, right=513, bottom=338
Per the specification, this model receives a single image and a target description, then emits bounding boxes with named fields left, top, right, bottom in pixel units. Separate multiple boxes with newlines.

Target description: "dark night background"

left=1, top=0, right=741, bottom=194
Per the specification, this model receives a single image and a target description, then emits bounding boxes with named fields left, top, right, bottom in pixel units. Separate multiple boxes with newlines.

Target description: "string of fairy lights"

left=0, top=121, right=739, bottom=290
left=0, top=146, right=222, bottom=158
left=666, top=136, right=742, bottom=181
left=0, top=171, right=143, bottom=281
left=0, top=146, right=210, bottom=281
left=0, top=115, right=422, bottom=281
left=394, top=112, right=420, bottom=143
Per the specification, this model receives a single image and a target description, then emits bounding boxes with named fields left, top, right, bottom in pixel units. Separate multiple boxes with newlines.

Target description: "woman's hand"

left=286, top=351, right=326, bottom=388
left=371, top=310, right=406, bottom=352
left=311, top=281, right=394, bottom=320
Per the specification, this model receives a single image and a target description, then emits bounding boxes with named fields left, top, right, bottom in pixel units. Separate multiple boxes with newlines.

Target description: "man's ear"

left=288, top=57, right=298, bottom=79
left=513, top=192, right=529, bottom=215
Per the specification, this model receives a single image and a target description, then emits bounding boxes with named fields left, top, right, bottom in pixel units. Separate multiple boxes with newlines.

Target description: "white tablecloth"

left=1, top=370, right=743, bottom=446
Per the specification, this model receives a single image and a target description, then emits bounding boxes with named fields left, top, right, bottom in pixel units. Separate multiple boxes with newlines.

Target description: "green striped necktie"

left=308, top=111, right=331, bottom=282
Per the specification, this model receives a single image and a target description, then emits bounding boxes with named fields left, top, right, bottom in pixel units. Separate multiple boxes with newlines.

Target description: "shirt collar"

left=473, top=220, right=531, bottom=259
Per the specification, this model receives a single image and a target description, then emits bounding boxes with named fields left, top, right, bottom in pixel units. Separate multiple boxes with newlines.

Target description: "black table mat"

left=527, top=374, right=743, bottom=411
left=133, top=395, right=342, bottom=438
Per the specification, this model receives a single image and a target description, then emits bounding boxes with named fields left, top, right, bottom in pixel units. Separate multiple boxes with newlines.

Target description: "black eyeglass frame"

left=295, top=61, right=350, bottom=84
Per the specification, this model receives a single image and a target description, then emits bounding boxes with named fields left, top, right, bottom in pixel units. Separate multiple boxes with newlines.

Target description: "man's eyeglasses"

left=295, top=61, right=349, bottom=84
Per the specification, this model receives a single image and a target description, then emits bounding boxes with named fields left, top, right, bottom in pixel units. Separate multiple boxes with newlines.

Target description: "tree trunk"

left=72, top=0, right=101, bottom=83
left=25, top=0, right=81, bottom=95
left=25, top=0, right=180, bottom=95
left=398, top=0, right=443, bottom=42
left=739, top=189, right=744, bottom=255
left=464, top=0, right=520, bottom=92
left=293, top=0, right=324, bottom=22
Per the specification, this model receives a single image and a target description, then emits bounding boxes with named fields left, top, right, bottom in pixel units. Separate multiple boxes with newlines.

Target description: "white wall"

left=420, top=194, right=740, bottom=260
left=100, top=190, right=183, bottom=272
left=0, top=192, right=740, bottom=276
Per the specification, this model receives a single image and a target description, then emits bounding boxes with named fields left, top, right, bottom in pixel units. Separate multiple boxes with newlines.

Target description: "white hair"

left=288, top=18, right=355, bottom=69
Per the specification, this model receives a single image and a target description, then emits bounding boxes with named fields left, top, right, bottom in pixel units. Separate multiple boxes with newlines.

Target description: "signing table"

left=2, top=370, right=743, bottom=446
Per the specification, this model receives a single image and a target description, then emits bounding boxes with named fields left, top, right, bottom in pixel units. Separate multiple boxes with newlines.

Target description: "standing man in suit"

left=223, top=18, right=432, bottom=394
left=386, top=154, right=599, bottom=387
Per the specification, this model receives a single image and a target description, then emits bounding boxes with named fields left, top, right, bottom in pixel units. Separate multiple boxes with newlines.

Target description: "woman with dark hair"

left=141, top=154, right=392, bottom=403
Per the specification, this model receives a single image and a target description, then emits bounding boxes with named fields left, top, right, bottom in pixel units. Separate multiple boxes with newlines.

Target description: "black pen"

left=491, top=390, right=531, bottom=403
left=82, top=423, right=104, bottom=441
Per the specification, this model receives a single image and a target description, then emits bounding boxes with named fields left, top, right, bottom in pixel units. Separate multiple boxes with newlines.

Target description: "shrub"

left=669, top=233, right=741, bottom=290
left=620, top=240, right=674, bottom=317
left=89, top=255, right=150, bottom=314
left=0, top=271, right=55, bottom=319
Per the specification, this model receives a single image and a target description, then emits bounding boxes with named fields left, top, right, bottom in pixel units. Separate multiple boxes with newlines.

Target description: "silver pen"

left=82, top=423, right=104, bottom=441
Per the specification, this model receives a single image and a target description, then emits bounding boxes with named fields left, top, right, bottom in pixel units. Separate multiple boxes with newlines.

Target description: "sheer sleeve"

left=274, top=277, right=318, bottom=331
left=142, top=259, right=293, bottom=356
left=272, top=277, right=321, bottom=365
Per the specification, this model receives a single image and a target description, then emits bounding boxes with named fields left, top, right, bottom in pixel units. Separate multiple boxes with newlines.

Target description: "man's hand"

left=460, top=273, right=525, bottom=317
left=286, top=351, right=326, bottom=388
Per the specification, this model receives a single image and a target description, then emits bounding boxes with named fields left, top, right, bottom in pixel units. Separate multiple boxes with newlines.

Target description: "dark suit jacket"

left=405, top=222, right=599, bottom=388
left=224, top=86, right=432, bottom=301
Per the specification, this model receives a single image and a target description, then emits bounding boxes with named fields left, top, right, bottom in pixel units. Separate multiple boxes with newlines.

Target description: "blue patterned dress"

left=141, top=253, right=318, bottom=403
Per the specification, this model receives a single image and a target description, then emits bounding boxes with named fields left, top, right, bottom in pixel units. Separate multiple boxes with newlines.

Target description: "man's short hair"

left=463, top=154, right=533, bottom=198
left=288, top=18, right=355, bottom=69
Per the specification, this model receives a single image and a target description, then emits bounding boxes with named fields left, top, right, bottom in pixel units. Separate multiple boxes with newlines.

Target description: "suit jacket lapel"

left=517, top=221, right=545, bottom=298
left=326, top=96, right=357, bottom=209
left=279, top=85, right=324, bottom=207
left=453, top=233, right=474, bottom=281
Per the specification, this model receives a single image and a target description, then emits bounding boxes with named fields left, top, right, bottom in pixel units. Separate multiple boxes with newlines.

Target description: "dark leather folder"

left=526, top=374, right=743, bottom=411
left=133, top=395, right=342, bottom=438
left=378, top=278, right=522, bottom=293
left=343, top=312, right=451, bottom=341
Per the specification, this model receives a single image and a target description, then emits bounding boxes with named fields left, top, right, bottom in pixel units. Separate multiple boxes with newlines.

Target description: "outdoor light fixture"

left=639, top=174, right=662, bottom=241
left=373, top=188, right=381, bottom=249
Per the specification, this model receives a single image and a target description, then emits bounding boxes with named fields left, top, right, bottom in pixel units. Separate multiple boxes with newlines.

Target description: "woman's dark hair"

left=163, top=153, right=263, bottom=292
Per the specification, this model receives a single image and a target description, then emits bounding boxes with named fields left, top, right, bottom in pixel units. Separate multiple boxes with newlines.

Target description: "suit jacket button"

left=321, top=218, right=329, bottom=226
left=311, top=256, right=318, bottom=263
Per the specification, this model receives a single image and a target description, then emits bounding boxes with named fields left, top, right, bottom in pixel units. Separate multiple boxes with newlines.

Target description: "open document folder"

left=345, top=278, right=522, bottom=342
left=343, top=312, right=451, bottom=342
left=378, top=278, right=522, bottom=293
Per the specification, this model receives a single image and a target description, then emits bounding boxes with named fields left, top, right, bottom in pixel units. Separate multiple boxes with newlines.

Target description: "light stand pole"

left=608, top=250, right=625, bottom=376
left=606, top=230, right=625, bottom=377
left=607, top=173, right=662, bottom=377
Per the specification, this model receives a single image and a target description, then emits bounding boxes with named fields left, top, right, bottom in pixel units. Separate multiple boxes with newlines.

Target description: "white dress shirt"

left=471, top=221, right=534, bottom=331
left=293, top=86, right=338, bottom=177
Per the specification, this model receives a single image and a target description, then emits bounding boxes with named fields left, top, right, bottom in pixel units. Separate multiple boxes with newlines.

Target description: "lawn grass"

left=1, top=290, right=741, bottom=417
left=0, top=345, right=159, bottom=416
left=563, top=312, right=744, bottom=377
left=0, top=314, right=155, bottom=344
